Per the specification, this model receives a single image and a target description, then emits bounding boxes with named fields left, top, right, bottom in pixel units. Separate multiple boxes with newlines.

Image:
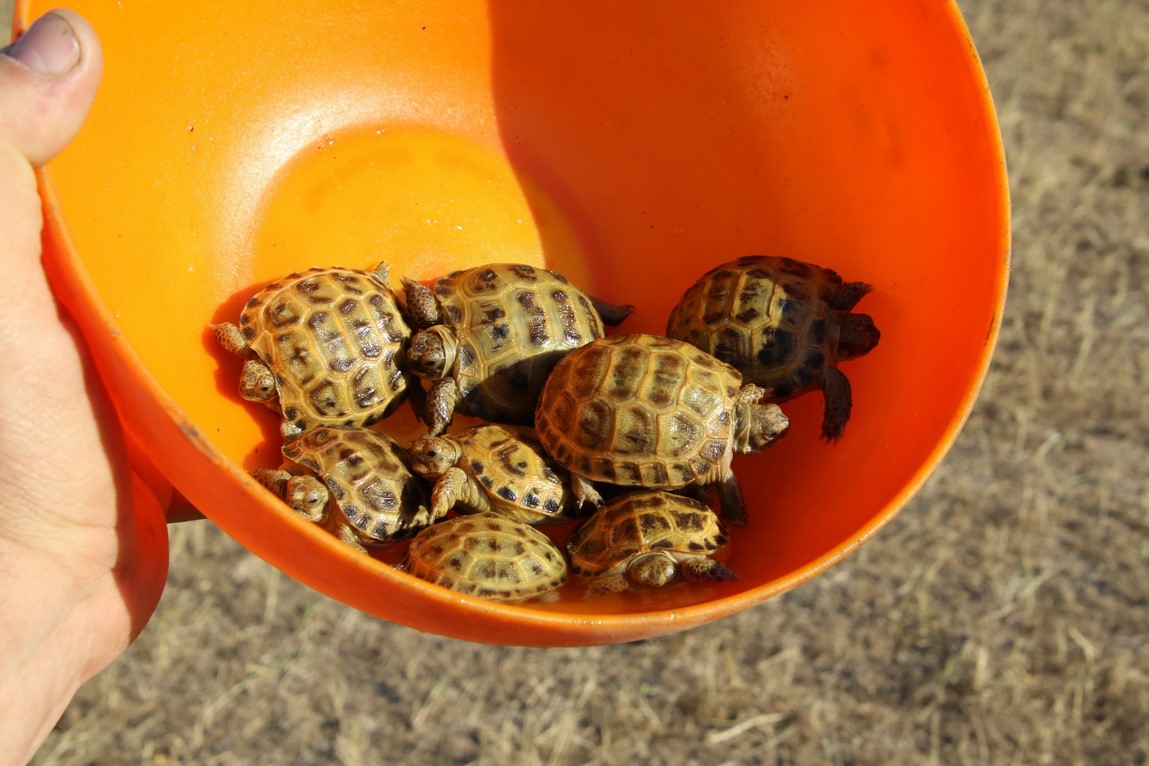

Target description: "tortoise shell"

left=404, top=512, right=569, bottom=602
left=281, top=426, right=435, bottom=544
left=666, top=255, right=880, bottom=439
left=567, top=490, right=730, bottom=576
left=408, top=423, right=575, bottom=524
left=428, top=263, right=610, bottom=423
left=224, top=263, right=411, bottom=436
left=534, top=334, right=746, bottom=489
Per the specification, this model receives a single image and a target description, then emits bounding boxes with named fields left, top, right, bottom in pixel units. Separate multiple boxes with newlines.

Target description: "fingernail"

left=5, top=12, right=81, bottom=76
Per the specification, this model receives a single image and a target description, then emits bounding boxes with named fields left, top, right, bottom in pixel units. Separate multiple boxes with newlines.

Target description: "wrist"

left=0, top=537, right=128, bottom=765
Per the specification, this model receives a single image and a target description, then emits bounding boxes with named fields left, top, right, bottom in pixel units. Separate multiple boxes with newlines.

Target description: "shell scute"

left=405, top=513, right=568, bottom=601
left=219, top=264, right=412, bottom=436
left=535, top=334, right=745, bottom=491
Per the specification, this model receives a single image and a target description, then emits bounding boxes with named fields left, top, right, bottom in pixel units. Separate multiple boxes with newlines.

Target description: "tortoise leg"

left=410, top=502, right=438, bottom=529
left=250, top=467, right=290, bottom=496
left=425, top=377, right=460, bottom=436
left=211, top=321, right=248, bottom=354
left=433, top=466, right=491, bottom=517
left=371, top=261, right=391, bottom=284
left=715, top=474, right=748, bottom=527
left=570, top=473, right=604, bottom=509
left=826, top=281, right=873, bottom=311
left=584, top=572, right=630, bottom=598
left=331, top=522, right=369, bottom=554
left=406, top=376, right=429, bottom=424
left=401, top=276, right=442, bottom=329
left=589, top=296, right=636, bottom=327
left=820, top=366, right=852, bottom=443
left=679, top=556, right=739, bottom=583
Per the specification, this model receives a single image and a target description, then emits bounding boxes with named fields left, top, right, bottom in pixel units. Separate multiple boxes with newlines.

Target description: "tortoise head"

left=627, top=551, right=678, bottom=589
left=285, top=475, right=330, bottom=523
left=239, top=359, right=277, bottom=403
left=836, top=312, right=880, bottom=360
left=406, top=326, right=458, bottom=381
left=407, top=435, right=462, bottom=478
left=732, top=384, right=790, bottom=453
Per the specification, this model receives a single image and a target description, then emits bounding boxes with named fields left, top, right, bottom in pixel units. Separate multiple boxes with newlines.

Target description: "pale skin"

left=0, top=12, right=167, bottom=763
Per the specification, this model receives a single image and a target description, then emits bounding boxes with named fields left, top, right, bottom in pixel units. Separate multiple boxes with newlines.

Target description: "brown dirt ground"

left=10, top=0, right=1149, bottom=763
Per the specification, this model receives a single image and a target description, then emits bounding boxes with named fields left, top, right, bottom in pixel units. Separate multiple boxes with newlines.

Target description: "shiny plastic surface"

left=18, top=1, right=1009, bottom=645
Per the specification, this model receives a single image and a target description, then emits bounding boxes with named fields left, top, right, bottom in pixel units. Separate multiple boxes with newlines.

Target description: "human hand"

left=0, top=11, right=168, bottom=764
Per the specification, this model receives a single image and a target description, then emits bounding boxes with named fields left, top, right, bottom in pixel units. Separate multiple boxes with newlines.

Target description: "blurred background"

left=8, top=0, right=1148, bottom=763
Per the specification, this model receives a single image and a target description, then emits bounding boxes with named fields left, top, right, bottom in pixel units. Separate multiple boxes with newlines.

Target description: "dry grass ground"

left=8, top=0, right=1149, bottom=763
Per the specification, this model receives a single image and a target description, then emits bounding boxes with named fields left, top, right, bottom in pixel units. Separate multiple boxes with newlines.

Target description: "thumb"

left=0, top=10, right=102, bottom=308
left=0, top=9, right=103, bottom=167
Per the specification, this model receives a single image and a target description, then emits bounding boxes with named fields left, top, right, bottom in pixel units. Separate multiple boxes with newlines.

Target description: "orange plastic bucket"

left=19, top=1, right=1009, bottom=645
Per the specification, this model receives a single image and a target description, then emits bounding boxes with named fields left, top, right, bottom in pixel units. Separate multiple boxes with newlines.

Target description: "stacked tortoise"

left=534, top=333, right=790, bottom=526
left=408, top=423, right=578, bottom=524
left=213, top=262, right=413, bottom=439
left=666, top=255, right=880, bottom=441
left=402, top=263, right=633, bottom=436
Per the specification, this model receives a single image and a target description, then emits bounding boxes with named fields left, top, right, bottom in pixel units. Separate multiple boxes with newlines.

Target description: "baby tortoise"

left=567, top=490, right=737, bottom=596
left=534, top=333, right=790, bottom=525
left=402, top=263, right=632, bottom=435
left=408, top=423, right=578, bottom=524
left=213, top=262, right=412, bottom=439
left=404, top=512, right=569, bottom=602
left=666, top=255, right=880, bottom=441
left=252, top=426, right=437, bottom=552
